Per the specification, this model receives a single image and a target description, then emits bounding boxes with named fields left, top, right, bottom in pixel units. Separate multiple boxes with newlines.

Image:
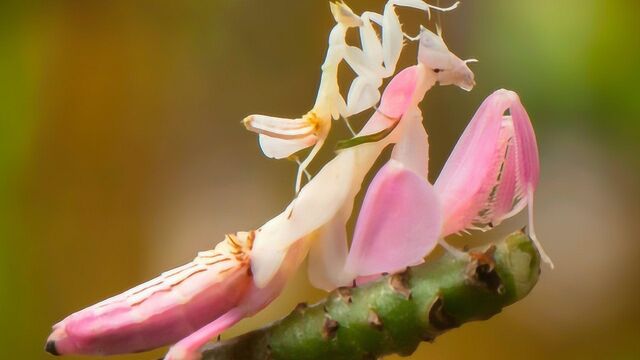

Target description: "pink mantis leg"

left=163, top=308, right=247, bottom=360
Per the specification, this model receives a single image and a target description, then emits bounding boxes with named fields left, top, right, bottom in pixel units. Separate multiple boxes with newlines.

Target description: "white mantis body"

left=244, top=0, right=460, bottom=192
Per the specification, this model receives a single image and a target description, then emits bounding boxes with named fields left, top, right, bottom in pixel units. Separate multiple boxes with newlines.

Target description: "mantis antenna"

left=342, top=115, right=357, bottom=136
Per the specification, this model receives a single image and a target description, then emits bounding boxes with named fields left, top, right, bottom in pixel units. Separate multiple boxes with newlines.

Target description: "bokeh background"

left=1, top=0, right=638, bottom=359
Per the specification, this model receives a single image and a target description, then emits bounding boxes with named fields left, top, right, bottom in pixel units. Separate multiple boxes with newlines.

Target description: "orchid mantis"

left=46, top=28, right=474, bottom=354
left=45, top=0, right=529, bottom=358
left=243, top=0, right=459, bottom=192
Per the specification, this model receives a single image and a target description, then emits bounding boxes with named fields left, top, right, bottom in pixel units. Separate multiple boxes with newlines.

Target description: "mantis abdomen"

left=47, top=233, right=253, bottom=356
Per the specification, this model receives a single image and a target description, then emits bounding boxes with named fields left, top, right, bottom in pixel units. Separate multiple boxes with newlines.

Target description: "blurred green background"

left=1, top=0, right=639, bottom=359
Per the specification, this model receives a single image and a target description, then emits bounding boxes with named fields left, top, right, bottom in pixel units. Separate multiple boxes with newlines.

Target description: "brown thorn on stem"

left=336, top=287, right=353, bottom=304
left=389, top=271, right=412, bottom=299
left=465, top=245, right=504, bottom=294
left=420, top=332, right=436, bottom=343
left=321, top=315, right=340, bottom=340
left=293, top=302, right=308, bottom=315
left=428, top=296, right=459, bottom=331
left=367, top=309, right=384, bottom=331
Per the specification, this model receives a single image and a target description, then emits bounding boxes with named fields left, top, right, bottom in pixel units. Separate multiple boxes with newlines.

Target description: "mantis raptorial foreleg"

left=371, top=0, right=460, bottom=74
left=245, top=1, right=462, bottom=192
left=345, top=75, right=383, bottom=117
left=305, top=1, right=462, bottom=188
left=340, top=1, right=460, bottom=117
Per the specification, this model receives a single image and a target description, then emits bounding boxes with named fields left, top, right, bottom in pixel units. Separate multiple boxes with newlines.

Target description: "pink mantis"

left=46, top=1, right=551, bottom=359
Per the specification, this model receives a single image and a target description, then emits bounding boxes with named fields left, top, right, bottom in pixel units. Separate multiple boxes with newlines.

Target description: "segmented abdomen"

left=49, top=233, right=253, bottom=355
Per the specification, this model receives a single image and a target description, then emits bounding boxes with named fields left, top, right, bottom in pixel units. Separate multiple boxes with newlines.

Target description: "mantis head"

left=417, top=25, right=476, bottom=91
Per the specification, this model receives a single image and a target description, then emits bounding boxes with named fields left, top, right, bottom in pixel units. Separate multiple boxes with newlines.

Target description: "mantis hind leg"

left=292, top=156, right=312, bottom=181
left=163, top=308, right=246, bottom=360
left=294, top=124, right=329, bottom=193
left=342, top=116, right=357, bottom=136
left=438, top=237, right=469, bottom=260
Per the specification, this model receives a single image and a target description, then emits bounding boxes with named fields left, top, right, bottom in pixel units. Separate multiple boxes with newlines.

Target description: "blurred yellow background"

left=1, top=1, right=639, bottom=359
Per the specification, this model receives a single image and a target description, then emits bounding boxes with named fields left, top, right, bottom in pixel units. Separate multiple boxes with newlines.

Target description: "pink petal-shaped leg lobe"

left=345, top=159, right=442, bottom=279
left=434, top=89, right=552, bottom=266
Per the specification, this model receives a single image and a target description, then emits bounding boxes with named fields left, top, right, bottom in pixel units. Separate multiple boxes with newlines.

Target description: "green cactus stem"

left=201, top=230, right=541, bottom=360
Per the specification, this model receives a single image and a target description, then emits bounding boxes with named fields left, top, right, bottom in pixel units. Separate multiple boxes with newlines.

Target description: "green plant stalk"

left=202, top=231, right=541, bottom=360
